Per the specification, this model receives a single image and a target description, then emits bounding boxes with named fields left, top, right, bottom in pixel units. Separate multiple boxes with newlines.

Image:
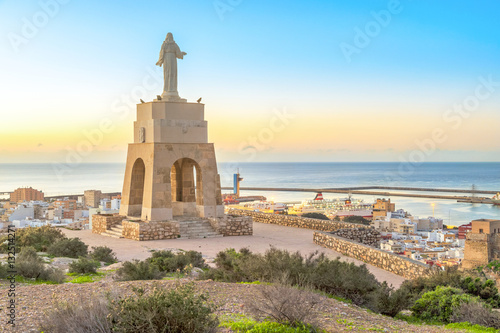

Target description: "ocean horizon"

left=1, top=162, right=499, bottom=226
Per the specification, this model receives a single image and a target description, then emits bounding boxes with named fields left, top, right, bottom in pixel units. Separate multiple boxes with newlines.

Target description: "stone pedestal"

left=119, top=101, right=223, bottom=221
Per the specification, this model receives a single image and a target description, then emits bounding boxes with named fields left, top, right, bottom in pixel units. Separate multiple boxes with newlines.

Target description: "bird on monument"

left=197, top=97, right=202, bottom=103
left=140, top=99, right=145, bottom=104
left=157, top=95, right=162, bottom=101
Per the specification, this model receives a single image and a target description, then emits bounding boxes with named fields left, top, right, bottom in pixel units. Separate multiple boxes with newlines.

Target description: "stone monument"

left=119, top=33, right=224, bottom=221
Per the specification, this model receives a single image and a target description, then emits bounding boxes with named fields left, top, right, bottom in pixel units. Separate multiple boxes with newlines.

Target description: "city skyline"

left=1, top=0, right=499, bottom=163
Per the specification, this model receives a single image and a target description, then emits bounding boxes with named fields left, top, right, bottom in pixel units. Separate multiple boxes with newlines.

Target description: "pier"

left=221, top=186, right=499, bottom=204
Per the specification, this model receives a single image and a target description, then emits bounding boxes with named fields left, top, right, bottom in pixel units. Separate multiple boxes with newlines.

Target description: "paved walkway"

left=63, top=222, right=406, bottom=287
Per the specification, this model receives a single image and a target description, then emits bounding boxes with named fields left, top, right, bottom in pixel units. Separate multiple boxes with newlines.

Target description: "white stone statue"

left=156, top=33, right=187, bottom=102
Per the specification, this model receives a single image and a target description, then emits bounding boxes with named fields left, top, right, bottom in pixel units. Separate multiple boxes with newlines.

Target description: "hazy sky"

left=1, top=0, right=499, bottom=163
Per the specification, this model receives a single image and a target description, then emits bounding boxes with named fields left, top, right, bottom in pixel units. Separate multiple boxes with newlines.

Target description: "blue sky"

left=0, top=0, right=499, bottom=163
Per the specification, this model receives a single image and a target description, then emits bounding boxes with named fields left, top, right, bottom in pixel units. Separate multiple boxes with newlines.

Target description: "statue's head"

left=166, top=33, right=174, bottom=42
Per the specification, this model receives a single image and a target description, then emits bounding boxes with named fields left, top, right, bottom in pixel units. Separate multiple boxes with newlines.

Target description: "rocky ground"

left=0, top=276, right=468, bottom=333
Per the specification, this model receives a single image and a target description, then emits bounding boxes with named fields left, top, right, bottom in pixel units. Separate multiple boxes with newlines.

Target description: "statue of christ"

left=156, top=33, right=187, bottom=101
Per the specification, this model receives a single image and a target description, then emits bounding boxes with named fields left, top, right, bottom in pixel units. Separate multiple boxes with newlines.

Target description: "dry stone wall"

left=122, top=220, right=180, bottom=241
left=92, top=214, right=124, bottom=234
left=314, top=231, right=429, bottom=279
left=331, top=228, right=381, bottom=248
left=229, top=209, right=361, bottom=232
left=209, top=215, right=253, bottom=236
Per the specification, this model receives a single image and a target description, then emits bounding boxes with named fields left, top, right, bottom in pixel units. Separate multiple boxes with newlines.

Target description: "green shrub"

left=16, top=246, right=65, bottom=283
left=0, top=263, right=9, bottom=279
left=367, top=282, right=411, bottom=317
left=110, top=283, right=218, bottom=333
left=47, top=238, right=88, bottom=258
left=399, top=267, right=500, bottom=307
left=202, top=248, right=386, bottom=308
left=147, top=250, right=207, bottom=273
left=411, top=286, right=479, bottom=323
left=0, top=225, right=66, bottom=253
left=307, top=257, right=380, bottom=307
left=342, top=215, right=371, bottom=225
left=460, top=277, right=500, bottom=307
left=69, top=257, right=101, bottom=274
left=89, top=246, right=117, bottom=264
left=115, top=260, right=163, bottom=281
left=201, top=248, right=256, bottom=283
left=302, top=213, right=330, bottom=220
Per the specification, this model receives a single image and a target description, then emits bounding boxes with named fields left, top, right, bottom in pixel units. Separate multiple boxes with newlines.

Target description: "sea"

left=1, top=162, right=499, bottom=226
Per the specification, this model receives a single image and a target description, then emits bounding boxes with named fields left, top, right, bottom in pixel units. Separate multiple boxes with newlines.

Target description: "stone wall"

left=229, top=209, right=362, bottom=232
left=122, top=220, right=180, bottom=241
left=331, top=228, right=381, bottom=248
left=92, top=214, right=124, bottom=234
left=209, top=215, right=253, bottom=236
left=314, top=231, right=429, bottom=279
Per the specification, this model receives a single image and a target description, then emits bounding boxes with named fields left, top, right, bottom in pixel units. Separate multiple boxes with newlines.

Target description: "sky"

left=0, top=0, right=499, bottom=163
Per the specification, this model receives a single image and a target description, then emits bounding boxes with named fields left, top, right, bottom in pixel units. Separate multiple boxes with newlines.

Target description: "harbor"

left=222, top=186, right=499, bottom=205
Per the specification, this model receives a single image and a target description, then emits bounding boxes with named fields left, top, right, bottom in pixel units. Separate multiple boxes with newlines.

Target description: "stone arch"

left=170, top=158, right=203, bottom=205
left=128, top=158, right=146, bottom=216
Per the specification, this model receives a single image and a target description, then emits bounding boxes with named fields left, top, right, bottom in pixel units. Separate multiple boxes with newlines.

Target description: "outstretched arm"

left=175, top=44, right=187, bottom=59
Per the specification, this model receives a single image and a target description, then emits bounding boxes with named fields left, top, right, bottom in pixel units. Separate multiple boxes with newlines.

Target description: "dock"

left=221, top=186, right=499, bottom=205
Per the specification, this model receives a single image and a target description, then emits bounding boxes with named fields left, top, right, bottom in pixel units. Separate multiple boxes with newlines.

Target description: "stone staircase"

left=101, top=223, right=124, bottom=239
left=179, top=220, right=223, bottom=239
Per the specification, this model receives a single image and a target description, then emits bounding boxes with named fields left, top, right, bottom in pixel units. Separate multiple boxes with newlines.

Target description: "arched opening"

left=128, top=158, right=145, bottom=217
left=170, top=158, right=203, bottom=216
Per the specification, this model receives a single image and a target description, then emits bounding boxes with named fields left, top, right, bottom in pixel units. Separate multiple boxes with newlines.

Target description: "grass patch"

left=66, top=272, right=105, bottom=284
left=219, top=317, right=324, bottom=332
left=445, top=322, right=498, bottom=332
left=14, top=276, right=59, bottom=285
left=237, top=281, right=263, bottom=285
left=69, top=276, right=94, bottom=284
left=395, top=313, right=442, bottom=326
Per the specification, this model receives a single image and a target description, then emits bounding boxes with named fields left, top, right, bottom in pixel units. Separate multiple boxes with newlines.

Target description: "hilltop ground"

left=62, top=221, right=405, bottom=287
left=0, top=279, right=464, bottom=333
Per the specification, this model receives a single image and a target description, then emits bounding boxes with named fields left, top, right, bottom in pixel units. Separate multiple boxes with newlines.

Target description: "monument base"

left=158, top=91, right=187, bottom=103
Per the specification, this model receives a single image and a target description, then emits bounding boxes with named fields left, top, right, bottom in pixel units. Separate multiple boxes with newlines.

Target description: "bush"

left=202, top=248, right=386, bottom=308
left=89, top=246, right=117, bottom=264
left=399, top=267, right=500, bottom=307
left=115, top=260, right=163, bottom=281
left=39, top=297, right=112, bottom=333
left=451, top=300, right=500, bottom=329
left=201, top=248, right=256, bottom=283
left=0, top=263, right=9, bottom=279
left=16, top=246, right=65, bottom=283
left=147, top=250, right=207, bottom=273
left=111, top=283, right=218, bottom=333
left=246, top=284, right=321, bottom=328
left=343, top=216, right=370, bottom=225
left=69, top=257, right=101, bottom=274
left=367, top=282, right=411, bottom=317
left=460, top=277, right=500, bottom=307
left=411, top=286, right=479, bottom=323
left=307, top=257, right=381, bottom=307
left=47, top=238, right=88, bottom=258
left=302, top=213, right=330, bottom=220
left=0, top=225, right=66, bottom=252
